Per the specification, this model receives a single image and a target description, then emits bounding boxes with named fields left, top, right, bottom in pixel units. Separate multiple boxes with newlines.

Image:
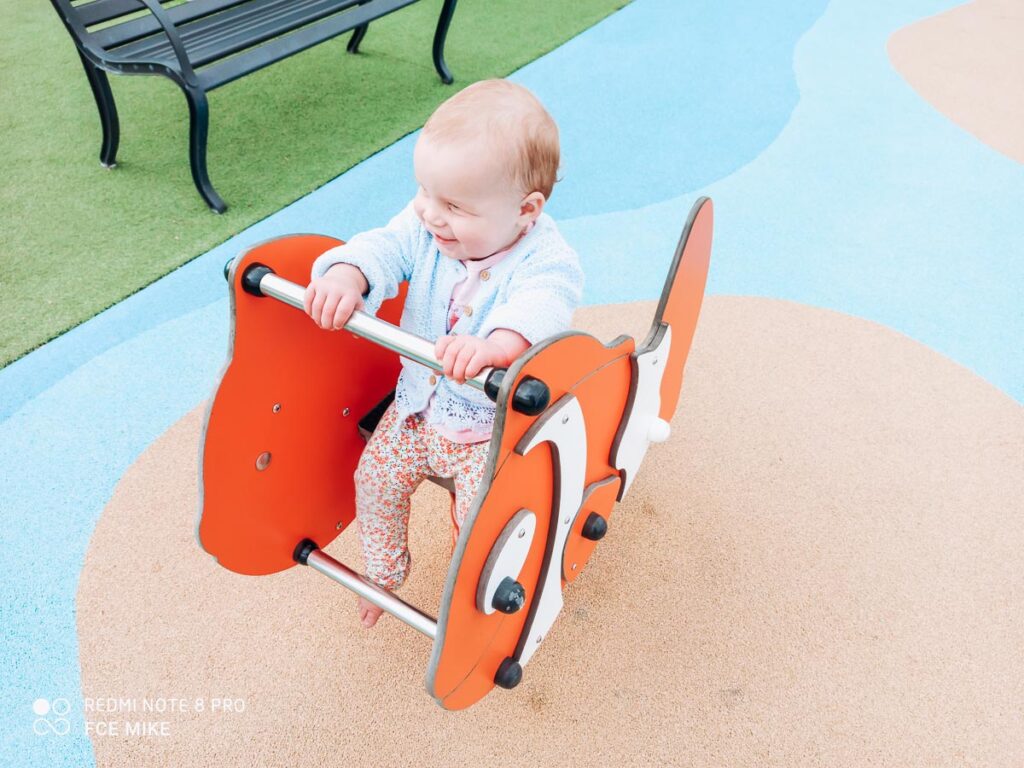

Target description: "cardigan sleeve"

left=478, top=244, right=584, bottom=345
left=310, top=201, right=421, bottom=315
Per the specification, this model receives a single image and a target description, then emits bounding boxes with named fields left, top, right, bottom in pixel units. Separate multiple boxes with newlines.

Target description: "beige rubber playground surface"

left=888, top=0, right=1024, bottom=164
left=77, top=296, right=1024, bottom=766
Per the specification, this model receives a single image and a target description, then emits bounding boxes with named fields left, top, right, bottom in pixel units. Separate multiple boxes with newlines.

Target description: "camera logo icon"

left=32, top=698, right=71, bottom=736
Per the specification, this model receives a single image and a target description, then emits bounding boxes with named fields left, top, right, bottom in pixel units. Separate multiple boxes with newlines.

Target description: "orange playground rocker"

left=197, top=197, right=713, bottom=710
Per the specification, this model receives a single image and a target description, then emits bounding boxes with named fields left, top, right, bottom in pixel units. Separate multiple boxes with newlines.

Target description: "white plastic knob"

left=647, top=418, right=671, bottom=444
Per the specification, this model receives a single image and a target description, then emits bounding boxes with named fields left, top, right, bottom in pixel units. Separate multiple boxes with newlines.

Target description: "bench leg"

left=432, top=0, right=458, bottom=84
left=78, top=53, right=120, bottom=168
left=347, top=23, right=368, bottom=54
left=183, top=86, right=227, bottom=214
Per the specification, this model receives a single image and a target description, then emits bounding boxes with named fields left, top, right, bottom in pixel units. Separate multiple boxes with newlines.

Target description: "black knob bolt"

left=241, top=263, right=274, bottom=297
left=494, top=657, right=523, bottom=689
left=292, top=538, right=319, bottom=565
left=491, top=577, right=526, bottom=614
left=581, top=512, right=608, bottom=541
left=512, top=376, right=550, bottom=415
left=483, top=367, right=505, bottom=401
left=483, top=370, right=550, bottom=416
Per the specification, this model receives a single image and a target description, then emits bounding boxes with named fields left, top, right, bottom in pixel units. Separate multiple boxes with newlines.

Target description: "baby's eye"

left=447, top=202, right=460, bottom=212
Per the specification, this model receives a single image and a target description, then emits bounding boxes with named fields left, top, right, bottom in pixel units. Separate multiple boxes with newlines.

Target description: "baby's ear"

left=520, top=191, right=546, bottom=219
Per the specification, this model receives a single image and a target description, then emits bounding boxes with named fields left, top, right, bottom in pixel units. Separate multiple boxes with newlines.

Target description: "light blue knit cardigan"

left=311, top=201, right=584, bottom=434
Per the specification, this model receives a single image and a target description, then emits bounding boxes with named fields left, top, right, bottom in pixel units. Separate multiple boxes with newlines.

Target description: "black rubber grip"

left=484, top=369, right=550, bottom=416
left=292, top=538, right=319, bottom=565
left=241, top=263, right=274, bottom=297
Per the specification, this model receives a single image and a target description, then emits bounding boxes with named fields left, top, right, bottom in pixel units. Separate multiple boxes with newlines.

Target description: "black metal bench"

left=49, top=0, right=459, bottom=212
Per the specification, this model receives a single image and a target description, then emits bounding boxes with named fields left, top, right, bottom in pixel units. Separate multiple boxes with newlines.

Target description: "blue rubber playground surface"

left=2, top=0, right=1021, bottom=765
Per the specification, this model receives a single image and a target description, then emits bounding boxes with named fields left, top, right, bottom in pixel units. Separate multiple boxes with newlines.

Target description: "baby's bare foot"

left=357, top=597, right=384, bottom=629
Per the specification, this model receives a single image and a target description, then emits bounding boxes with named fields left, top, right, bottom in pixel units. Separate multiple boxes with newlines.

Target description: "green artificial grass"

left=0, top=0, right=629, bottom=368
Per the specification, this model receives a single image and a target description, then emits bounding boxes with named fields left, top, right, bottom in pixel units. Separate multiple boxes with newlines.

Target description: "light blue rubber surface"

left=2, top=0, right=1021, bottom=765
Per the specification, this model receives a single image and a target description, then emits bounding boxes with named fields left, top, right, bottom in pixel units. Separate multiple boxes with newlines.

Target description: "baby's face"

left=413, top=134, right=541, bottom=261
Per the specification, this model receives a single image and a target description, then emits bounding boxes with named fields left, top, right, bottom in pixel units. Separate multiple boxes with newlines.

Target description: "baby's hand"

left=304, top=263, right=367, bottom=330
left=435, top=335, right=506, bottom=384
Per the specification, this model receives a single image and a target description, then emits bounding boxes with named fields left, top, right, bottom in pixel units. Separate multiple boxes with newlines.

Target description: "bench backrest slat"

left=89, top=0, right=253, bottom=49
left=173, top=0, right=368, bottom=69
left=200, top=0, right=413, bottom=88
left=108, top=0, right=363, bottom=67
left=73, top=0, right=161, bottom=27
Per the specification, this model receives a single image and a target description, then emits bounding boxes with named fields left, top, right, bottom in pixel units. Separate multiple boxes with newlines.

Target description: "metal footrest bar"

left=295, top=539, right=438, bottom=640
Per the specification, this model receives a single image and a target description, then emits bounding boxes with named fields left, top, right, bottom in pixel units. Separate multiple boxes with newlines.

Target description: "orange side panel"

left=562, top=474, right=621, bottom=586
left=430, top=332, right=633, bottom=709
left=198, top=235, right=406, bottom=575
left=657, top=198, right=713, bottom=420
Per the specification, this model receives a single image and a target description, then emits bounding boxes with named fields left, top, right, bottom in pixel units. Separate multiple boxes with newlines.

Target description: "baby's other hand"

left=435, top=335, right=504, bottom=384
left=303, top=264, right=367, bottom=330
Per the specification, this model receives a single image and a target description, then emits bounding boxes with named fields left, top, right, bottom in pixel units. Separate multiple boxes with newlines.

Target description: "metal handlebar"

left=235, top=263, right=550, bottom=415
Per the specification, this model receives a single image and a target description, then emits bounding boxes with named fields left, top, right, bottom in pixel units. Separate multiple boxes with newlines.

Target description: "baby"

left=304, top=79, right=583, bottom=628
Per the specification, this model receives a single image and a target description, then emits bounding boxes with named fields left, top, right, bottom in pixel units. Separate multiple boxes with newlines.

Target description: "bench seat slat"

left=197, top=0, right=416, bottom=89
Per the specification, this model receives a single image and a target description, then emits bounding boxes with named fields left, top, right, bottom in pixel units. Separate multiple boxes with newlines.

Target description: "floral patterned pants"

left=354, top=402, right=490, bottom=590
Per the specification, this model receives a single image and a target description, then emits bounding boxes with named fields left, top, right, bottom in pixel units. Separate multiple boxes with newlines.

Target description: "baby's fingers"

left=441, top=337, right=466, bottom=377
left=452, top=344, right=478, bottom=383
left=331, top=293, right=360, bottom=330
left=308, top=286, right=328, bottom=327
left=319, top=291, right=342, bottom=330
left=468, top=346, right=499, bottom=382
left=434, top=334, right=456, bottom=361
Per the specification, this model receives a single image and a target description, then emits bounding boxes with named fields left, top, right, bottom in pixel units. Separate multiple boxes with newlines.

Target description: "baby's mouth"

left=433, top=232, right=457, bottom=244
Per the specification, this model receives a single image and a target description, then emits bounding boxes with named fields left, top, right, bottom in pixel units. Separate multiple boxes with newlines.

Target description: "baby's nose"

left=423, top=204, right=446, bottom=227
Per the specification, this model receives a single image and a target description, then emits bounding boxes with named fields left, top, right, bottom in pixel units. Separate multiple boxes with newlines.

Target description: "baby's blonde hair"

left=423, top=79, right=560, bottom=200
